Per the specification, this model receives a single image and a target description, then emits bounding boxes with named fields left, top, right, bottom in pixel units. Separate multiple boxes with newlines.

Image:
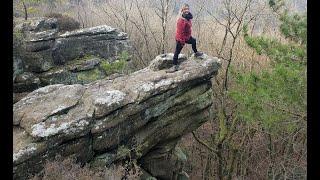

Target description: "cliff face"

left=13, top=17, right=132, bottom=95
left=13, top=53, right=221, bottom=179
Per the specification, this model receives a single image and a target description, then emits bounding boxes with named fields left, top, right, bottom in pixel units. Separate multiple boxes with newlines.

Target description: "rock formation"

left=13, top=17, right=132, bottom=97
left=13, top=53, right=221, bottom=180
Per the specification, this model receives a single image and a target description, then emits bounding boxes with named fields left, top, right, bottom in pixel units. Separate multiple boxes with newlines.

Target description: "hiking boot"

left=166, top=65, right=179, bottom=73
left=194, top=51, right=204, bottom=57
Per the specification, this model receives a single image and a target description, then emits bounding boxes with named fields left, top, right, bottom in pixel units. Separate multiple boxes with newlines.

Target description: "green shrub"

left=77, top=68, right=103, bottom=82
left=244, top=34, right=306, bottom=63
left=233, top=12, right=307, bottom=134
left=280, top=11, right=307, bottom=45
left=117, top=51, right=130, bottom=62
left=229, top=60, right=306, bottom=133
left=100, top=55, right=128, bottom=75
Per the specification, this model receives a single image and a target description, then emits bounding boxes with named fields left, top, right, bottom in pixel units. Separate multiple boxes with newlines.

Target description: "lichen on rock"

left=13, top=18, right=133, bottom=93
left=13, top=53, right=221, bottom=179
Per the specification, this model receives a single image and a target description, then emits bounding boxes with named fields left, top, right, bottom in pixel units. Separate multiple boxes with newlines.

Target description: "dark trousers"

left=173, top=37, right=198, bottom=65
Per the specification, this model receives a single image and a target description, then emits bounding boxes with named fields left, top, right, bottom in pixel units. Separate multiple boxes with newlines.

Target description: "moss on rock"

left=77, top=68, right=105, bottom=83
left=99, top=59, right=127, bottom=76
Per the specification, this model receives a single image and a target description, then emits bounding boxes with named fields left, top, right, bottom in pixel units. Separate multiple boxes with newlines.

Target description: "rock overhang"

left=13, top=53, right=221, bottom=179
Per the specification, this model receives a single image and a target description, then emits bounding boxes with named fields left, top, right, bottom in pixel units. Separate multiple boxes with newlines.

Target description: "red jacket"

left=175, top=17, right=192, bottom=44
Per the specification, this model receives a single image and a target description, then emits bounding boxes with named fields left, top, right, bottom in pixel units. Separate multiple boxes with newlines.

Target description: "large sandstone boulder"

left=52, top=25, right=130, bottom=65
left=13, top=53, right=221, bottom=179
left=13, top=17, right=132, bottom=93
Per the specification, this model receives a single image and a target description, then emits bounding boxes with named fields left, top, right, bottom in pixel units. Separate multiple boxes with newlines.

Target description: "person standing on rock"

left=167, top=3, right=203, bottom=73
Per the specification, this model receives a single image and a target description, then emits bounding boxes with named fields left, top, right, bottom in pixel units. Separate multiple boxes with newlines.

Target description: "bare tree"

left=19, top=0, right=42, bottom=20
left=151, top=0, right=174, bottom=54
left=191, top=0, right=264, bottom=179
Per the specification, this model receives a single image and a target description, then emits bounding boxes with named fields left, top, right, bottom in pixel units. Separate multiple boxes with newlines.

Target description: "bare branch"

left=192, top=131, right=219, bottom=155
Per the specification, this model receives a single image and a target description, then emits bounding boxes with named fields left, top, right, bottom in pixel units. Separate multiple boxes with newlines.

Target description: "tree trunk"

left=218, top=28, right=228, bottom=56
left=217, top=143, right=224, bottom=180
left=204, top=154, right=212, bottom=180
left=23, top=1, right=28, bottom=20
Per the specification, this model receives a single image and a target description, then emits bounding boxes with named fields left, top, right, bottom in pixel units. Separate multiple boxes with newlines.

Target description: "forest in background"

left=13, top=0, right=307, bottom=179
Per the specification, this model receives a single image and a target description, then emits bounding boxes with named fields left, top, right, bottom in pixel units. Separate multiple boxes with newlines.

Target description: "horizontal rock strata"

left=13, top=53, right=221, bottom=179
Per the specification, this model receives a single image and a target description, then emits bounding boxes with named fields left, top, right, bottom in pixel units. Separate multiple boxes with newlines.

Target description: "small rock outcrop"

left=13, top=17, right=132, bottom=95
left=13, top=53, right=221, bottom=179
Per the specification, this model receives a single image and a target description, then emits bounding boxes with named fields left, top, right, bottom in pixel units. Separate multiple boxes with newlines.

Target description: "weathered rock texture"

left=13, top=17, right=132, bottom=93
left=13, top=53, right=221, bottom=180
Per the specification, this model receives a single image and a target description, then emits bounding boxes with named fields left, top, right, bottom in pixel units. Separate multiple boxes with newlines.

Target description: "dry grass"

left=30, top=156, right=142, bottom=180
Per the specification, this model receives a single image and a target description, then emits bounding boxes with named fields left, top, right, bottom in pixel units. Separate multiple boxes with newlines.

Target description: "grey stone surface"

left=13, top=17, right=132, bottom=93
left=14, top=72, right=41, bottom=93
left=13, top=53, right=221, bottom=179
